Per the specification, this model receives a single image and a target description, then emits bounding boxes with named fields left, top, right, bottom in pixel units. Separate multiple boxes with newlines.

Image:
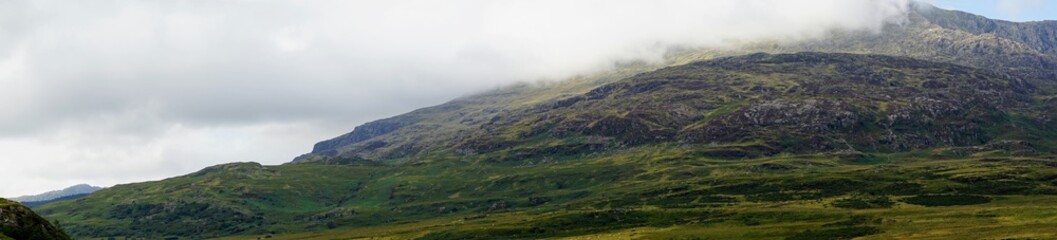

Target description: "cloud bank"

left=0, top=0, right=912, bottom=197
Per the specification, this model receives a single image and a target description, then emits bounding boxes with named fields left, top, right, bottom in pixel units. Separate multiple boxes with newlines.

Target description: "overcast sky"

left=1, top=0, right=1053, bottom=198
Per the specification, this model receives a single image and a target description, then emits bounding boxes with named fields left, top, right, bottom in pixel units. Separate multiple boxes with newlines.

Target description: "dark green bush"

left=786, top=226, right=881, bottom=240
left=902, top=195, right=991, bottom=207
left=832, top=196, right=893, bottom=209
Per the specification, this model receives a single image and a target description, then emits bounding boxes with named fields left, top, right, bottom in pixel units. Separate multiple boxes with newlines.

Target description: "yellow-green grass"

left=212, top=195, right=1057, bottom=240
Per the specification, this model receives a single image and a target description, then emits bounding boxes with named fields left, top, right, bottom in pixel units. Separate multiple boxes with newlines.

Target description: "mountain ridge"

left=11, top=184, right=102, bottom=203
left=911, top=2, right=1057, bottom=55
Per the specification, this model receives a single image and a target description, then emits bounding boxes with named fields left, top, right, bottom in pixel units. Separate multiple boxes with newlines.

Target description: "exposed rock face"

left=0, top=198, right=70, bottom=240
left=308, top=116, right=418, bottom=156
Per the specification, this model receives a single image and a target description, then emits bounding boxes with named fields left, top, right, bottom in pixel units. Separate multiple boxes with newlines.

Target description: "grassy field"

left=215, top=195, right=1057, bottom=240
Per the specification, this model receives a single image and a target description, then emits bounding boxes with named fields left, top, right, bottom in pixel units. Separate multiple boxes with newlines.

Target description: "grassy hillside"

left=40, top=148, right=1057, bottom=239
left=219, top=153, right=1057, bottom=240
left=0, top=198, right=70, bottom=240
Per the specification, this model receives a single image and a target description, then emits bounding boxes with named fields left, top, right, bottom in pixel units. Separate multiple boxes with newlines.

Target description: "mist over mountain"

left=27, top=2, right=1057, bottom=239
left=294, top=3, right=1057, bottom=164
left=0, top=0, right=934, bottom=199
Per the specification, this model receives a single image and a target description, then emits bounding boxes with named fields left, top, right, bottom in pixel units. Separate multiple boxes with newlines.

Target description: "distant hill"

left=21, top=194, right=90, bottom=209
left=0, top=198, right=71, bottom=240
left=12, top=184, right=101, bottom=203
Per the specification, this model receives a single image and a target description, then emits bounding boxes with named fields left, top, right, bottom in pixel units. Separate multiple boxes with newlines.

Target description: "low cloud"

left=1, top=0, right=912, bottom=197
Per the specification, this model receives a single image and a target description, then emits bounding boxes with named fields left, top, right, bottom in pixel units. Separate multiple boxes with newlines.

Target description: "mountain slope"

left=0, top=198, right=70, bottom=240
left=299, top=52, right=1046, bottom=163
left=296, top=4, right=1057, bottom=164
left=12, top=184, right=102, bottom=203
left=914, top=3, right=1057, bottom=56
left=737, top=3, right=1057, bottom=88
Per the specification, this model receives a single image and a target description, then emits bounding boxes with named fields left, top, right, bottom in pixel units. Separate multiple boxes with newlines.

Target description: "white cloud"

left=0, top=0, right=913, bottom=197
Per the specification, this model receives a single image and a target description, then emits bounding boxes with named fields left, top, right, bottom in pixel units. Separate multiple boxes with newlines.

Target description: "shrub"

left=831, top=195, right=893, bottom=209
left=786, top=226, right=881, bottom=240
left=901, top=195, right=991, bottom=207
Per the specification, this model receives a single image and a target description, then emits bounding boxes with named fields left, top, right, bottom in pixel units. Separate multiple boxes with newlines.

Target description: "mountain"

left=0, top=198, right=71, bottom=240
left=12, top=184, right=102, bottom=203
left=731, top=2, right=1057, bottom=90
left=20, top=194, right=91, bottom=209
left=35, top=3, right=1057, bottom=239
left=293, top=3, right=1057, bottom=164
left=913, top=3, right=1057, bottom=56
left=298, top=52, right=1043, bottom=165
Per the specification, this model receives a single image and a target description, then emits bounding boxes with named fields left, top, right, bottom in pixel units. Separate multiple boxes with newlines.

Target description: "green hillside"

left=38, top=147, right=1057, bottom=239
left=0, top=198, right=70, bottom=240
left=33, top=3, right=1057, bottom=240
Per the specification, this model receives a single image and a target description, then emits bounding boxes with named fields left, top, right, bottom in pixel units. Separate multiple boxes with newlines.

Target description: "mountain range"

left=11, top=184, right=102, bottom=203
left=27, top=3, right=1057, bottom=239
